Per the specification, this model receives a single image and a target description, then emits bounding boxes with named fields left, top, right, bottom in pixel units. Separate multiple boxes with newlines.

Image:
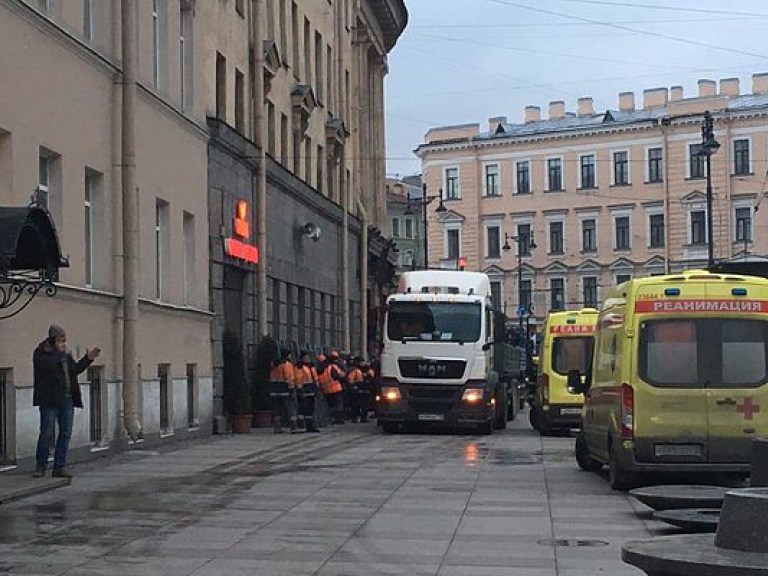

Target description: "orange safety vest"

left=294, top=365, right=317, bottom=389
left=318, top=363, right=343, bottom=395
left=270, top=361, right=296, bottom=389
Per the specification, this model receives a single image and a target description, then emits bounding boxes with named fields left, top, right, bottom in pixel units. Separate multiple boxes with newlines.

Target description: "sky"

left=384, top=0, right=768, bottom=178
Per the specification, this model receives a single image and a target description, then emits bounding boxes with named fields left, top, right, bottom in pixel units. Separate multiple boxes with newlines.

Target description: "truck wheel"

left=479, top=420, right=494, bottom=435
left=608, top=441, right=635, bottom=491
left=495, top=394, right=508, bottom=430
left=529, top=407, right=541, bottom=431
left=519, top=392, right=526, bottom=411
left=575, top=431, right=602, bottom=472
left=507, top=387, right=518, bottom=421
left=382, top=422, right=399, bottom=434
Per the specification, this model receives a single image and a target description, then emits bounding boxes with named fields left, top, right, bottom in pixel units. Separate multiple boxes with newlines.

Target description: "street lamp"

left=503, top=230, right=537, bottom=329
left=404, top=183, right=446, bottom=270
left=699, top=110, right=721, bottom=268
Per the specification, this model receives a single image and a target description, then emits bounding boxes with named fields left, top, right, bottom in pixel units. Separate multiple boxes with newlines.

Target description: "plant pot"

left=252, top=410, right=274, bottom=428
left=231, top=414, right=253, bottom=434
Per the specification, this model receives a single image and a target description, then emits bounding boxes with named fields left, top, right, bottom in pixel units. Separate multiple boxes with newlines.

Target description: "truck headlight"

left=381, top=386, right=401, bottom=402
left=462, top=388, right=484, bottom=403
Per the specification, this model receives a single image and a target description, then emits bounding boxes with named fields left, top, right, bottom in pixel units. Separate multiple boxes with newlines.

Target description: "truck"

left=377, top=270, right=526, bottom=434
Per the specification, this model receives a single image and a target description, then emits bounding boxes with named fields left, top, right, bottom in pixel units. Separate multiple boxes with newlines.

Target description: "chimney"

left=618, top=92, right=635, bottom=112
left=549, top=100, right=565, bottom=120
left=719, top=78, right=740, bottom=97
left=577, top=97, right=594, bottom=117
left=488, top=116, right=507, bottom=132
left=670, top=86, right=684, bottom=101
left=753, top=73, right=768, bottom=95
left=698, top=79, right=717, bottom=97
left=524, top=105, right=541, bottom=123
left=643, top=87, right=668, bottom=109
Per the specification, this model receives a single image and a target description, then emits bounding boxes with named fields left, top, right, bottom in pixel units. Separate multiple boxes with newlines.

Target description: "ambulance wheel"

left=382, top=422, right=399, bottom=434
left=575, top=431, right=602, bottom=472
left=608, top=441, right=635, bottom=491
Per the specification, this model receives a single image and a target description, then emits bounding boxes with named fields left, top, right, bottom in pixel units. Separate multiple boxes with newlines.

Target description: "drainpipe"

left=724, top=115, right=733, bottom=259
left=662, top=119, right=671, bottom=273
left=121, top=0, right=141, bottom=441
left=252, top=0, right=268, bottom=337
left=356, top=198, right=368, bottom=359
left=341, top=168, right=351, bottom=352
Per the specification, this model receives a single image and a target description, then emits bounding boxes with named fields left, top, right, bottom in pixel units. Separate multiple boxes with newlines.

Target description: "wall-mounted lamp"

left=301, top=222, right=322, bottom=242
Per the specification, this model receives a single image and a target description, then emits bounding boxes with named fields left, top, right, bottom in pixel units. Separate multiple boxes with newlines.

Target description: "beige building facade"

left=0, top=0, right=213, bottom=466
left=418, top=74, right=768, bottom=320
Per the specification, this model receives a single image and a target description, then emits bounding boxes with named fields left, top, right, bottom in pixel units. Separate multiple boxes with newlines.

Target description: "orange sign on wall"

left=225, top=199, right=259, bottom=265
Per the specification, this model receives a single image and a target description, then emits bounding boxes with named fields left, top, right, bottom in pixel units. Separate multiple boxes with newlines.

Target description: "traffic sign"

left=517, top=304, right=526, bottom=317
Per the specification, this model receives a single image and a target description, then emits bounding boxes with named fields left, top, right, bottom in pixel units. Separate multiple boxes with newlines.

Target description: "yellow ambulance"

left=530, top=308, right=599, bottom=435
left=570, top=270, right=768, bottom=490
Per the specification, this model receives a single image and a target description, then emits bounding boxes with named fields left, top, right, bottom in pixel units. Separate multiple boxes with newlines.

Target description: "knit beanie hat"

left=48, top=324, right=66, bottom=339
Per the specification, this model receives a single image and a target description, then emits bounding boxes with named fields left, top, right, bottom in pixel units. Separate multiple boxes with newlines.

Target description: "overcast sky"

left=384, top=0, right=768, bottom=178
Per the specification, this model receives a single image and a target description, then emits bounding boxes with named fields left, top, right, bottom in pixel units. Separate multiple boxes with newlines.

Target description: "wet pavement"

left=0, top=413, right=669, bottom=575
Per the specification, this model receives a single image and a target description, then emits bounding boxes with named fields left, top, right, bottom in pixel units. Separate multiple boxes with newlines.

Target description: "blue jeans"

left=35, top=398, right=74, bottom=470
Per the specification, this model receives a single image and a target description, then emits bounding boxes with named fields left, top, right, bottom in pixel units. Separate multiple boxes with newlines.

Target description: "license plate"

left=560, top=408, right=582, bottom=415
left=418, top=414, right=444, bottom=422
left=655, top=444, right=702, bottom=457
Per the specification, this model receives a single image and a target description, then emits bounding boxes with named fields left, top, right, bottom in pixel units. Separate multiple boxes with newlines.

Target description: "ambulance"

left=569, top=270, right=768, bottom=490
left=530, top=308, right=598, bottom=435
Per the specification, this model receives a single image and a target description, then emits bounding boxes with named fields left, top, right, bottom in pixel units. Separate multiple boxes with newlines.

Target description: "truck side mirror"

left=482, top=342, right=493, bottom=351
left=567, top=369, right=585, bottom=394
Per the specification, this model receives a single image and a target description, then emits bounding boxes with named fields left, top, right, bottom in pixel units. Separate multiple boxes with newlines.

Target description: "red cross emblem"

left=736, top=397, right=760, bottom=421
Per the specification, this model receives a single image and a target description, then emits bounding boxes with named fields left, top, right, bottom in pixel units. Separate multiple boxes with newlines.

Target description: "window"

left=553, top=337, right=595, bottom=375
left=303, top=17, right=311, bottom=87
left=158, top=364, right=171, bottom=434
left=186, top=364, right=198, bottom=428
left=516, top=161, right=530, bottom=194
left=583, top=277, right=598, bottom=308
left=690, top=210, right=706, bottom=245
left=550, top=278, right=565, bottom=311
left=155, top=200, right=169, bottom=300
left=179, top=1, right=192, bottom=110
left=84, top=171, right=100, bottom=287
left=648, top=147, right=663, bottom=183
left=83, top=0, right=93, bottom=41
left=615, top=216, right=630, bottom=250
left=391, top=218, right=400, bottom=238
left=484, top=164, right=500, bottom=196
left=640, top=319, right=768, bottom=388
left=387, top=302, right=482, bottom=344
left=280, top=113, right=288, bottom=165
left=0, top=369, right=9, bottom=463
left=549, top=221, right=564, bottom=255
left=183, top=212, right=195, bottom=305
left=734, top=139, right=751, bottom=175
left=736, top=207, right=752, bottom=243
left=304, top=137, right=312, bottom=186
left=616, top=273, right=632, bottom=285
left=38, top=153, right=50, bottom=209
left=266, top=101, right=276, bottom=155
left=326, top=45, right=333, bottom=112
left=39, top=149, right=61, bottom=225
left=581, top=219, right=597, bottom=252
left=547, top=158, right=563, bottom=191
left=689, top=144, right=705, bottom=178
left=580, top=154, right=596, bottom=189
left=215, top=52, right=226, bottom=120
left=486, top=225, right=500, bottom=259
left=152, top=0, right=162, bottom=89
left=446, top=229, right=460, bottom=259
left=88, top=366, right=103, bottom=444
left=234, top=68, right=245, bottom=132
left=490, top=281, right=502, bottom=311
left=279, top=0, right=287, bottom=59
left=517, top=224, right=532, bottom=256
left=520, top=279, right=532, bottom=308
left=316, top=144, right=324, bottom=195
left=266, top=0, right=275, bottom=38
left=445, top=167, right=459, bottom=199
left=613, top=151, right=628, bottom=185
left=315, top=31, right=323, bottom=103
left=649, top=213, right=665, bottom=248
left=291, top=2, right=299, bottom=75
left=400, top=250, right=414, bottom=268
left=405, top=218, right=414, bottom=239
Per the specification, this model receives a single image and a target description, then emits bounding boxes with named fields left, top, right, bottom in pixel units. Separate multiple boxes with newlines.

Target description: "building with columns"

left=418, top=74, right=768, bottom=320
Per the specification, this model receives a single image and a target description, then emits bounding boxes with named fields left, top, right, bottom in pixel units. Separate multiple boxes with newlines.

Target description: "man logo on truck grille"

left=418, top=362, right=447, bottom=377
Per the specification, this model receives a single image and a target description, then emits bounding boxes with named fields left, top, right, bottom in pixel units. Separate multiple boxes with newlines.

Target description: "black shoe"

left=52, top=468, right=73, bottom=479
left=32, top=467, right=46, bottom=478
left=307, top=428, right=321, bottom=433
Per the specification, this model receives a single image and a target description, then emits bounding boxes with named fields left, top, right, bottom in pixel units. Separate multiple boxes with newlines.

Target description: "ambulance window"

left=720, top=320, right=768, bottom=386
left=640, top=320, right=698, bottom=386
left=552, top=337, right=594, bottom=375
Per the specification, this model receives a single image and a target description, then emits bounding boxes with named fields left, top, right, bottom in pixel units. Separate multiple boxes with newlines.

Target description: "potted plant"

left=251, top=335, right=277, bottom=428
left=222, top=331, right=252, bottom=433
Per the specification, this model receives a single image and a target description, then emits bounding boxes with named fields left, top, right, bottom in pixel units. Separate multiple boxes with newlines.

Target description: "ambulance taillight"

left=621, top=383, right=634, bottom=438
left=539, top=373, right=550, bottom=405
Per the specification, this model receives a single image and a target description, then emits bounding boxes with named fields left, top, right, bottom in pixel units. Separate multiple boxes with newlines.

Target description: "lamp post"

left=503, top=230, right=537, bottom=329
left=404, top=183, right=446, bottom=270
left=699, top=111, right=721, bottom=269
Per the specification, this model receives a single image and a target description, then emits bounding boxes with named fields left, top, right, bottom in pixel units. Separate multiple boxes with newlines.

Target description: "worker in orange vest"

left=360, top=359, right=375, bottom=423
left=269, top=350, right=298, bottom=433
left=346, top=357, right=366, bottom=423
left=294, top=352, right=321, bottom=433
left=318, top=351, right=345, bottom=425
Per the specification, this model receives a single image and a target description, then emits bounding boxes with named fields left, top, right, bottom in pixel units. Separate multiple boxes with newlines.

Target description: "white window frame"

left=645, top=206, right=665, bottom=249
left=514, top=159, right=531, bottom=194
left=391, top=217, right=400, bottom=238
left=489, top=278, right=504, bottom=312
left=183, top=211, right=196, bottom=305
left=579, top=213, right=599, bottom=253
left=733, top=199, right=754, bottom=244
left=484, top=220, right=502, bottom=261
left=152, top=0, right=160, bottom=88
left=611, top=149, right=631, bottom=186
left=443, top=223, right=462, bottom=260
left=578, top=152, right=598, bottom=189
left=686, top=141, right=706, bottom=179
left=580, top=275, right=599, bottom=308
left=611, top=209, right=632, bottom=251
left=615, top=272, right=632, bottom=285
left=546, top=156, right=564, bottom=192
left=549, top=276, right=566, bottom=311
left=546, top=217, right=565, bottom=255
left=482, top=162, right=500, bottom=197
left=687, top=205, right=708, bottom=245
left=83, top=0, right=93, bottom=41
left=733, top=136, right=753, bottom=175
left=404, top=217, right=414, bottom=239
left=84, top=172, right=94, bottom=287
left=645, top=145, right=664, bottom=183
left=443, top=166, right=461, bottom=200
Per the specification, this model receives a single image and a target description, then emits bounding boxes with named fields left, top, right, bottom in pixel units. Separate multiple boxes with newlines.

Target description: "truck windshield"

left=639, top=318, right=768, bottom=388
left=386, top=302, right=482, bottom=343
left=552, top=336, right=594, bottom=375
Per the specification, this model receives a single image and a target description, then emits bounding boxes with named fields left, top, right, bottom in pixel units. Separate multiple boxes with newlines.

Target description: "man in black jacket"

left=33, top=324, right=100, bottom=479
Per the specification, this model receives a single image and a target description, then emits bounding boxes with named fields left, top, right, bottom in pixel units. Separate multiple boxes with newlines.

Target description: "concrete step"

left=0, top=472, right=70, bottom=505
